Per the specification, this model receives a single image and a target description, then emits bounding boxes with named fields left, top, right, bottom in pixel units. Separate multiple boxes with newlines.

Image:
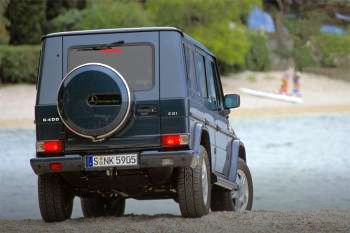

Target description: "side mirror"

left=224, top=94, right=240, bottom=109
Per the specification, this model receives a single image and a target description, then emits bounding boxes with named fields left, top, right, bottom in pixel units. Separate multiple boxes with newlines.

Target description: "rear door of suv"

left=62, top=32, right=160, bottom=151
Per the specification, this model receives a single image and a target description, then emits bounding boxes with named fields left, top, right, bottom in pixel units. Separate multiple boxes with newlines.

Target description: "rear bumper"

left=30, top=150, right=198, bottom=175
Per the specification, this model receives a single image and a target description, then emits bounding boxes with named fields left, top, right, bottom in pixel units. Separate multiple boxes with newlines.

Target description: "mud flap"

left=225, top=140, right=240, bottom=183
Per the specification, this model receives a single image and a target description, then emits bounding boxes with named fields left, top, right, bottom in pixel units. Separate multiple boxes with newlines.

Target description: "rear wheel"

left=81, top=196, right=125, bottom=217
left=38, top=175, right=74, bottom=222
left=177, top=145, right=211, bottom=218
left=211, top=158, right=253, bottom=211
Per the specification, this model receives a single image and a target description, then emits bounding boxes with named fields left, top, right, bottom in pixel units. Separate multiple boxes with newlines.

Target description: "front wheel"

left=177, top=145, right=211, bottom=218
left=38, top=175, right=74, bottom=222
left=211, top=158, right=253, bottom=211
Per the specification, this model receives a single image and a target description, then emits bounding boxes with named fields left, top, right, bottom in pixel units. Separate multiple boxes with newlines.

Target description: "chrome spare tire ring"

left=57, top=63, right=132, bottom=141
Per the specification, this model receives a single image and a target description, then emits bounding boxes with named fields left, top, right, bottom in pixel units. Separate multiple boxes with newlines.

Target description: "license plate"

left=86, top=154, right=138, bottom=168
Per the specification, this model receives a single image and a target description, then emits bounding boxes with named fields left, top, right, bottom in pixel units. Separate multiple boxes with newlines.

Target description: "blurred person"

left=279, top=66, right=294, bottom=95
left=292, top=71, right=302, bottom=97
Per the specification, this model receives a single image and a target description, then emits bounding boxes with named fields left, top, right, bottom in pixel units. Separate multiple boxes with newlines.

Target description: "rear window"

left=68, top=44, right=154, bottom=91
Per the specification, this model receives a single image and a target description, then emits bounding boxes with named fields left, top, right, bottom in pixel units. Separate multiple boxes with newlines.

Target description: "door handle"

left=136, top=105, right=158, bottom=116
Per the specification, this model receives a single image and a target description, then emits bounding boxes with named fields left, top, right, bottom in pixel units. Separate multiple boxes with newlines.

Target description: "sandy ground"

left=0, top=84, right=35, bottom=128
left=222, top=71, right=350, bottom=117
left=1, top=210, right=350, bottom=233
left=1, top=71, right=350, bottom=128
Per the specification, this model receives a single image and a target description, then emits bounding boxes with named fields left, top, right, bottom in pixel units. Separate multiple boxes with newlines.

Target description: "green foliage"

left=52, top=0, right=151, bottom=32
left=0, top=0, right=9, bottom=44
left=0, top=16, right=8, bottom=44
left=315, top=33, right=350, bottom=67
left=0, top=45, right=40, bottom=83
left=192, top=23, right=250, bottom=66
left=292, top=43, right=317, bottom=70
left=5, top=0, right=46, bottom=44
left=46, top=0, right=85, bottom=20
left=51, top=9, right=83, bottom=32
left=283, top=12, right=327, bottom=44
left=245, top=32, right=271, bottom=71
left=146, top=0, right=259, bottom=67
left=146, top=0, right=260, bottom=29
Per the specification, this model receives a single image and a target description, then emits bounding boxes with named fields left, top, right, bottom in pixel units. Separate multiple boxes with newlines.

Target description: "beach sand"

left=222, top=71, right=350, bottom=117
left=1, top=71, right=350, bottom=128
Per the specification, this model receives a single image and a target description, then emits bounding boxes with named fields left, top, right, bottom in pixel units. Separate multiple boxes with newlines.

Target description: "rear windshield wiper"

left=78, top=40, right=125, bottom=51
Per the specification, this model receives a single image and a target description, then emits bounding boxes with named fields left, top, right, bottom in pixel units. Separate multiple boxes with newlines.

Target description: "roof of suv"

left=42, top=27, right=213, bottom=56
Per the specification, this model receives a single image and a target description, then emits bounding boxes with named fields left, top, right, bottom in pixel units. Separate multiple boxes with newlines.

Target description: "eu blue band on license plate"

left=87, top=155, right=94, bottom=167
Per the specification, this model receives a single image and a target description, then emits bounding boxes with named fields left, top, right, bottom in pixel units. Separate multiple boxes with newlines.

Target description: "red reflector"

left=161, top=135, right=181, bottom=147
left=100, top=48, right=123, bottom=53
left=43, top=140, right=63, bottom=153
left=49, top=163, right=63, bottom=172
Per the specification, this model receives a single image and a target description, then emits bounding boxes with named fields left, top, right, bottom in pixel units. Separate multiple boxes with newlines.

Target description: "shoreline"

left=231, top=104, right=350, bottom=118
left=1, top=106, right=350, bottom=129
left=1, top=72, right=350, bottom=128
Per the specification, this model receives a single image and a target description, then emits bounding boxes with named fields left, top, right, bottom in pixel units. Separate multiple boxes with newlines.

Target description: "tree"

left=146, top=0, right=261, bottom=67
left=52, top=0, right=151, bottom=32
left=46, top=0, right=86, bottom=20
left=5, top=0, right=46, bottom=44
left=0, top=0, right=9, bottom=44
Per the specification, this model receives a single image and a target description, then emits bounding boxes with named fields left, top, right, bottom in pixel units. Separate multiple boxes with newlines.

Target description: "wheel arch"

left=226, top=139, right=247, bottom=183
left=191, top=122, right=212, bottom=171
left=238, top=142, right=246, bottom=162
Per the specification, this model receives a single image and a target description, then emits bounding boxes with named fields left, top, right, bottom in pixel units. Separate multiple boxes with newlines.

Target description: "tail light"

left=37, top=140, right=63, bottom=154
left=161, top=134, right=189, bottom=147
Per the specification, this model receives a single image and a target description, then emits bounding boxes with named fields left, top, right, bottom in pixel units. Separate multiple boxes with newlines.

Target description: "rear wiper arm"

left=78, top=40, right=125, bottom=51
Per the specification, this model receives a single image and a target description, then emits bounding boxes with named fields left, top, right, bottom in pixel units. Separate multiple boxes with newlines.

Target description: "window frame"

left=205, top=58, right=221, bottom=111
left=194, top=50, right=208, bottom=99
left=211, top=57, right=225, bottom=111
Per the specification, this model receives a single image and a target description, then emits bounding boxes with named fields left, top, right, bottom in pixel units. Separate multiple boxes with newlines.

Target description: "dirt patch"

left=1, top=210, right=349, bottom=233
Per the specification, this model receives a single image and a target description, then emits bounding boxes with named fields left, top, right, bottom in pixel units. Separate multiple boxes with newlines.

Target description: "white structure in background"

left=239, top=87, right=303, bottom=104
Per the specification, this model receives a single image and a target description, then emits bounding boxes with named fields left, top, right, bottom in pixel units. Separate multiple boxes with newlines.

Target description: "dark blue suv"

left=31, top=27, right=253, bottom=222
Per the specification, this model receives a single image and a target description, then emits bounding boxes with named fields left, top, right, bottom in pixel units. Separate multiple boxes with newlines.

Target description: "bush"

left=0, top=45, right=41, bottom=83
left=315, top=33, right=350, bottom=68
left=52, top=0, right=151, bottom=32
left=0, top=17, right=9, bottom=44
left=245, top=32, right=271, bottom=71
left=192, top=22, right=251, bottom=67
left=292, top=43, right=317, bottom=70
left=147, top=0, right=255, bottom=67
left=5, top=0, right=46, bottom=44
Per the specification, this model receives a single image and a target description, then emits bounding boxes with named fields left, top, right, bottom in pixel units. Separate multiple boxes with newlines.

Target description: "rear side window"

left=183, top=45, right=197, bottom=91
left=194, top=53, right=207, bottom=98
left=68, top=44, right=154, bottom=91
left=206, top=61, right=219, bottom=110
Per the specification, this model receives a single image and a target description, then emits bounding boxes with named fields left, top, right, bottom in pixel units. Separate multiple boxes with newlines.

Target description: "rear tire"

left=211, top=158, right=253, bottom=211
left=81, top=196, right=125, bottom=217
left=38, top=175, right=74, bottom=222
left=177, top=145, right=211, bottom=218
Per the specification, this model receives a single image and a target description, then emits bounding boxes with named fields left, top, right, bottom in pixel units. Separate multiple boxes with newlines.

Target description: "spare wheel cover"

left=57, top=63, right=132, bottom=141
